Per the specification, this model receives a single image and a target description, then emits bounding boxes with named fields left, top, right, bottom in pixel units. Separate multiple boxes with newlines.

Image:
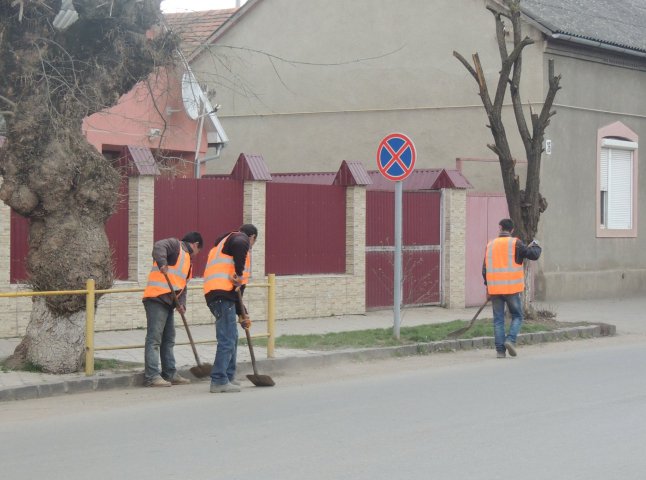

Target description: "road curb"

left=0, top=324, right=615, bottom=402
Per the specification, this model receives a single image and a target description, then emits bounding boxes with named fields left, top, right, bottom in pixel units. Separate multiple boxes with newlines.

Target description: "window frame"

left=596, top=122, right=639, bottom=238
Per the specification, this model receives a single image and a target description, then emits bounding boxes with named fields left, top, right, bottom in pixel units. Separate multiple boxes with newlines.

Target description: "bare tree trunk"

left=453, top=0, right=560, bottom=244
left=453, top=0, right=560, bottom=309
left=523, top=262, right=536, bottom=320
left=20, top=299, right=86, bottom=373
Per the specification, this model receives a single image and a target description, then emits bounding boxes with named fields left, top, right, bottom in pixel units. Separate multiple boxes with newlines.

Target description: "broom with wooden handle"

left=447, top=298, right=490, bottom=338
left=162, top=271, right=212, bottom=378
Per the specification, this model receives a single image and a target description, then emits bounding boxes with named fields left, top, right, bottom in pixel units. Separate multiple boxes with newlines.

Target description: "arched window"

left=597, top=122, right=638, bottom=237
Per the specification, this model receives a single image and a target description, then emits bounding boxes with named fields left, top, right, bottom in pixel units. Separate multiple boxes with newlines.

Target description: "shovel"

left=236, top=288, right=275, bottom=387
left=447, top=298, right=490, bottom=338
left=162, top=272, right=212, bottom=378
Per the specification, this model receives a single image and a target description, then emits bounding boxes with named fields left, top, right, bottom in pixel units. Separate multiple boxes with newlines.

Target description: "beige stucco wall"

left=536, top=44, right=646, bottom=300
left=195, top=0, right=543, bottom=184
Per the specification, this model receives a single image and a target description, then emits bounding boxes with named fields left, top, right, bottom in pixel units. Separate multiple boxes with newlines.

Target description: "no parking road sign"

left=376, top=133, right=416, bottom=181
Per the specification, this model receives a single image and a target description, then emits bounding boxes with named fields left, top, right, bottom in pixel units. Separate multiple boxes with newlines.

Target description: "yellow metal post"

left=85, top=278, right=95, bottom=376
left=267, top=273, right=276, bottom=358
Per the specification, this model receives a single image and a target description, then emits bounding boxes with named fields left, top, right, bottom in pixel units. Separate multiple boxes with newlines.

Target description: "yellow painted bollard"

left=85, top=278, right=95, bottom=376
left=267, top=273, right=276, bottom=358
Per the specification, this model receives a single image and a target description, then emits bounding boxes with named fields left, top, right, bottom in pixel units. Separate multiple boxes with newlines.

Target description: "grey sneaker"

left=496, top=351, right=506, bottom=359
left=210, top=382, right=241, bottom=393
left=229, top=378, right=241, bottom=386
left=504, top=341, right=517, bottom=357
left=146, top=377, right=171, bottom=387
left=169, top=374, right=190, bottom=385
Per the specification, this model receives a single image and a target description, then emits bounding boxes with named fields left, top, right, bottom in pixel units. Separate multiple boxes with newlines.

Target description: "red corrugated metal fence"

left=10, top=176, right=130, bottom=283
left=154, top=177, right=244, bottom=277
left=366, top=190, right=441, bottom=308
left=265, top=183, right=346, bottom=275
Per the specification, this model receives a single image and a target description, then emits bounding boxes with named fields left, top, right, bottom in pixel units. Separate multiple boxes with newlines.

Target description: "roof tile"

left=164, top=8, right=238, bottom=58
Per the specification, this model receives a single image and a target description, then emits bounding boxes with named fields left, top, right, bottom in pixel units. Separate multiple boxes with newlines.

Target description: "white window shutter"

left=600, top=148, right=609, bottom=191
left=607, top=148, right=633, bottom=230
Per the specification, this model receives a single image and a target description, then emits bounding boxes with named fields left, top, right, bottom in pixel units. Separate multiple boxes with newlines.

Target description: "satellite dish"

left=181, top=72, right=202, bottom=120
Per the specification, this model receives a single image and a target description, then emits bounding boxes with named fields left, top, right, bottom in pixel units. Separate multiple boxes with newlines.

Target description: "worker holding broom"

left=203, top=224, right=257, bottom=393
left=142, top=232, right=203, bottom=387
left=483, top=218, right=541, bottom=359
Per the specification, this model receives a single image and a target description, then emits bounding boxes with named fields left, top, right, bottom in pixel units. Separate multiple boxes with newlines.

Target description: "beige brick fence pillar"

left=0, top=200, right=10, bottom=286
left=243, top=180, right=267, bottom=280
left=344, top=185, right=366, bottom=313
left=128, top=175, right=156, bottom=284
left=442, top=188, right=467, bottom=309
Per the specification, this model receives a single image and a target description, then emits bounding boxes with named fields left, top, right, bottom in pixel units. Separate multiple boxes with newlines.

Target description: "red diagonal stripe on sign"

left=382, top=139, right=413, bottom=172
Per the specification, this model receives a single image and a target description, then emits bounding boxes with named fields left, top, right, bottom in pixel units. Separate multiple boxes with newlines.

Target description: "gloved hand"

left=529, top=239, right=540, bottom=247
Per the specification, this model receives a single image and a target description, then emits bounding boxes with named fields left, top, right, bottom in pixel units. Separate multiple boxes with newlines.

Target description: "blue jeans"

left=144, top=300, right=176, bottom=383
left=491, top=293, right=523, bottom=353
left=208, top=299, right=238, bottom=385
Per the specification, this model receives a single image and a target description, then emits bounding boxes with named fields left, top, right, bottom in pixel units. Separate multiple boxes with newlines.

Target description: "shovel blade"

left=247, top=374, right=275, bottom=387
left=190, top=363, right=213, bottom=379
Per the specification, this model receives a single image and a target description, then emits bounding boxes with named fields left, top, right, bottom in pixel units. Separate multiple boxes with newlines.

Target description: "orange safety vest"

left=485, top=236, right=524, bottom=295
left=143, top=244, right=191, bottom=299
left=203, top=233, right=251, bottom=294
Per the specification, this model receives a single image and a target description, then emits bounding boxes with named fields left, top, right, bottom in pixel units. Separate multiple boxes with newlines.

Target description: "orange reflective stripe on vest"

left=143, top=246, right=191, bottom=298
left=485, top=237, right=524, bottom=295
left=203, top=233, right=251, bottom=294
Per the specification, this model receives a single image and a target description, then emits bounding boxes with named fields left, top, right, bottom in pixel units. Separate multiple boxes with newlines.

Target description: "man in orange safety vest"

left=142, top=231, right=203, bottom=387
left=483, top=218, right=541, bottom=358
left=203, top=224, right=257, bottom=393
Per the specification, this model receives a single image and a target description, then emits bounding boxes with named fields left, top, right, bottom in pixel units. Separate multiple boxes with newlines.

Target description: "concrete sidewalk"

left=0, top=296, right=642, bottom=401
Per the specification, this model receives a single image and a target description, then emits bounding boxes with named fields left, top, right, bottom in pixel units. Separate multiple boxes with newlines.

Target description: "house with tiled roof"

left=164, top=8, right=238, bottom=59
left=79, top=10, right=237, bottom=178
left=181, top=0, right=646, bottom=303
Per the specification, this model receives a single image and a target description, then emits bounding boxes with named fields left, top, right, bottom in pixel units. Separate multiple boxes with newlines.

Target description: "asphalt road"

left=1, top=337, right=645, bottom=480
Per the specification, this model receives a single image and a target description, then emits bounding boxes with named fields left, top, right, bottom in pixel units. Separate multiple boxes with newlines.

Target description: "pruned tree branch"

left=0, top=94, right=16, bottom=109
left=453, top=51, right=478, bottom=81
left=454, top=0, right=561, bottom=244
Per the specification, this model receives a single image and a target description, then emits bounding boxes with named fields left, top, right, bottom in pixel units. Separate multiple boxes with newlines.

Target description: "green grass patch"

left=93, top=358, right=143, bottom=371
left=244, top=318, right=576, bottom=351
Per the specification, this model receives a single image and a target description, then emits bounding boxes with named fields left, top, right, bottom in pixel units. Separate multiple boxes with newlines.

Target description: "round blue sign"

left=376, top=133, right=416, bottom=181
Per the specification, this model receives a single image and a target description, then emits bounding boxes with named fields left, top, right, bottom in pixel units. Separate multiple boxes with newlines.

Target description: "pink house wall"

left=82, top=66, right=208, bottom=177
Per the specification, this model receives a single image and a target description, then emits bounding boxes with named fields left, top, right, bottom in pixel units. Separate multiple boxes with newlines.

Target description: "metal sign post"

left=393, top=180, right=403, bottom=339
left=376, top=133, right=416, bottom=340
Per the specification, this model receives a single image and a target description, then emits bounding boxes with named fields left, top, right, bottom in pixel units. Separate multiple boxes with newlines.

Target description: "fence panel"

left=105, top=176, right=129, bottom=280
left=366, top=190, right=441, bottom=309
left=265, top=183, right=346, bottom=275
left=9, top=211, right=28, bottom=283
left=154, top=178, right=243, bottom=277
left=10, top=175, right=130, bottom=283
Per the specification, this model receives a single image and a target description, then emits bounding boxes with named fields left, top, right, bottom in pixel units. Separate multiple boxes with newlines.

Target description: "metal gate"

left=365, top=190, right=441, bottom=309
left=465, top=193, right=508, bottom=306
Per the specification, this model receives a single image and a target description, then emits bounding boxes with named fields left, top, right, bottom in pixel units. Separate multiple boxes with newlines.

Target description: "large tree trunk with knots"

left=453, top=0, right=561, bottom=316
left=0, top=0, right=177, bottom=372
